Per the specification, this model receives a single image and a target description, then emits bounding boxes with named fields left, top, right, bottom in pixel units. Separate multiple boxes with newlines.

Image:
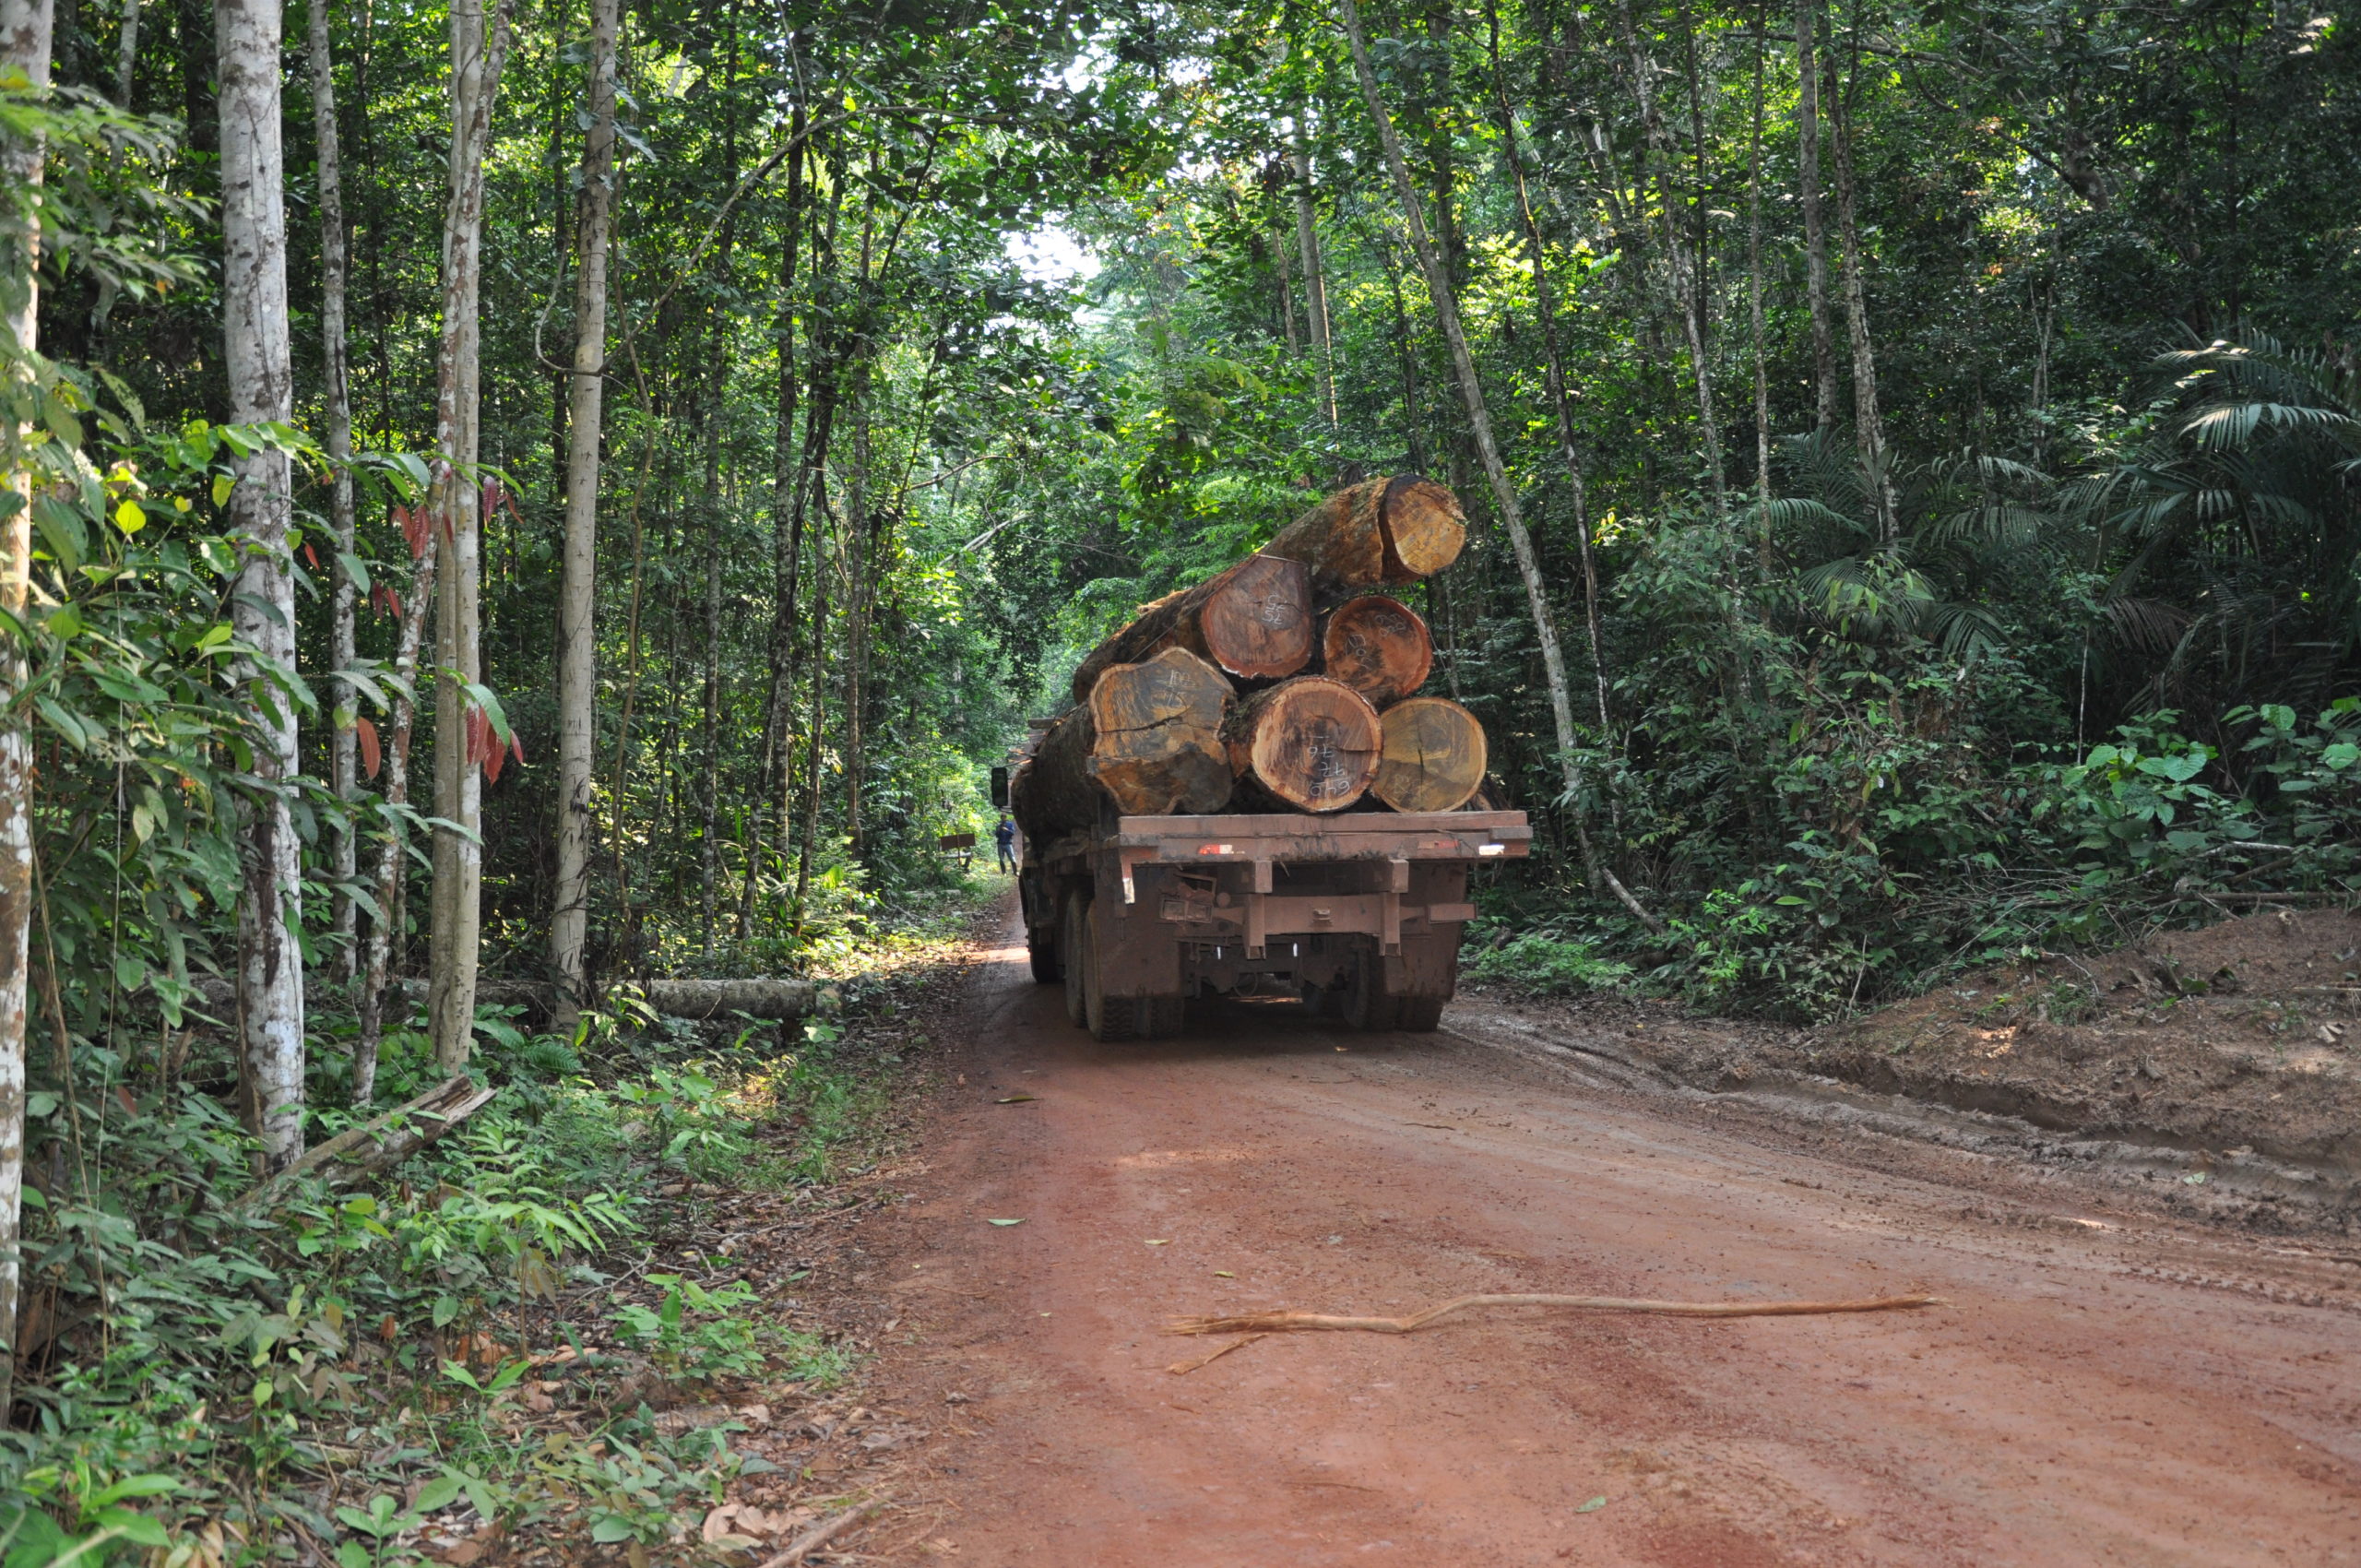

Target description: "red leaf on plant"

left=302, top=541, right=321, bottom=570
left=508, top=733, right=526, bottom=767
left=357, top=716, right=382, bottom=780
left=481, top=479, right=498, bottom=524
left=483, top=732, right=506, bottom=786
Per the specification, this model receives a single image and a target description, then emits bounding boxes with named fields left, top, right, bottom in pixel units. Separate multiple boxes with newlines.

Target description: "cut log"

left=1223, top=675, right=1382, bottom=813
left=1371, top=696, right=1488, bottom=814
left=240, top=1072, right=497, bottom=1209
left=1016, top=647, right=1235, bottom=839
left=1069, top=552, right=1311, bottom=703
left=1263, top=474, right=1466, bottom=603
left=1319, top=594, right=1433, bottom=707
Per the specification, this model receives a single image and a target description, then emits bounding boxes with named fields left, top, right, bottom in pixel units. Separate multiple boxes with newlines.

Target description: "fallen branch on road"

left=753, top=1503, right=878, bottom=1568
left=1167, top=1291, right=1940, bottom=1336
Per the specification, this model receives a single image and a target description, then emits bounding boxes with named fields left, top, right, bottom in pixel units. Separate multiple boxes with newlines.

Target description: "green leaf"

left=413, top=1477, right=465, bottom=1514
left=112, top=499, right=144, bottom=534
left=987, top=1218, right=1024, bottom=1226
left=588, top=1515, right=637, bottom=1545
left=89, top=1510, right=167, bottom=1549
left=210, top=472, right=231, bottom=507
left=86, top=1476, right=178, bottom=1509
left=1575, top=1496, right=1608, bottom=1514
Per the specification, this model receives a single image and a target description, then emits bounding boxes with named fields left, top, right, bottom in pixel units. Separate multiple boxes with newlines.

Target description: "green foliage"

left=1464, top=931, right=1634, bottom=997
left=609, top=1276, right=765, bottom=1384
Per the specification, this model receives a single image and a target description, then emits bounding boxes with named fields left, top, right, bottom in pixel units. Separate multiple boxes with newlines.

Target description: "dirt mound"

left=1467, top=909, right=2361, bottom=1231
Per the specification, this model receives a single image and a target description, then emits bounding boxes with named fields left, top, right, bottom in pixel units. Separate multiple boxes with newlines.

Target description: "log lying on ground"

left=242, top=1072, right=497, bottom=1208
left=1167, top=1291, right=1941, bottom=1336
left=1017, top=647, right=1235, bottom=838
left=1318, top=594, right=1433, bottom=707
left=1264, top=474, right=1466, bottom=603
left=1223, top=674, right=1381, bottom=813
left=1370, top=696, right=1488, bottom=814
left=1068, top=552, right=1311, bottom=703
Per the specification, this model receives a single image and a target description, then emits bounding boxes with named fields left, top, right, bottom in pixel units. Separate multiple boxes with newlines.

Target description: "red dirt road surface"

left=857, top=913, right=2361, bottom=1565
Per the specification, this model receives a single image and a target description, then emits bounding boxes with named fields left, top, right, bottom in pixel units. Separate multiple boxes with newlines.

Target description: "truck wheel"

left=1061, top=888, right=1091, bottom=1027
left=1080, top=915, right=1130, bottom=1041
left=1340, top=949, right=1397, bottom=1032
left=1142, top=993, right=1187, bottom=1039
left=1027, top=921, right=1062, bottom=984
left=1394, top=996, right=1444, bottom=1032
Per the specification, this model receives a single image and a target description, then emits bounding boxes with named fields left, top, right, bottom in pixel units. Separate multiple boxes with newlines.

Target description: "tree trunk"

left=1372, top=696, right=1487, bottom=814
left=426, top=0, right=511, bottom=1074
left=306, top=0, right=359, bottom=984
left=1289, top=112, right=1337, bottom=434
left=1796, top=0, right=1839, bottom=434
left=1014, top=647, right=1235, bottom=838
left=1481, top=6, right=1615, bottom=742
left=1828, top=53, right=1892, bottom=536
left=218, top=0, right=307, bottom=1164
left=1263, top=474, right=1465, bottom=603
left=1224, top=674, right=1381, bottom=814
left=1617, top=0, right=1726, bottom=516
left=112, top=0, right=133, bottom=103
left=355, top=509, right=436, bottom=1105
left=1068, top=552, right=1311, bottom=703
left=1749, top=6, right=1774, bottom=535
left=1317, top=593, right=1431, bottom=707
left=550, top=0, right=618, bottom=1034
left=0, top=0, right=52, bottom=1422
left=742, top=97, right=808, bottom=941
left=1336, top=0, right=1663, bottom=933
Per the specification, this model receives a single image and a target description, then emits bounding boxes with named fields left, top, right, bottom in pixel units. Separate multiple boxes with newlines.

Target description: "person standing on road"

left=993, top=814, right=1017, bottom=873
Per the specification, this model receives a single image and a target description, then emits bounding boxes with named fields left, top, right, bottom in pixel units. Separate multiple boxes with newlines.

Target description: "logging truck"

left=1006, top=801, right=1530, bottom=1041
left=1003, top=471, right=1529, bottom=1040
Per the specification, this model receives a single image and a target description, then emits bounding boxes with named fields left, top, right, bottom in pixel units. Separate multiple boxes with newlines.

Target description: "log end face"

left=1241, top=675, right=1382, bottom=813
left=1321, top=594, right=1434, bottom=707
left=1373, top=696, right=1488, bottom=814
left=1199, top=552, right=1313, bottom=682
left=1381, top=477, right=1467, bottom=581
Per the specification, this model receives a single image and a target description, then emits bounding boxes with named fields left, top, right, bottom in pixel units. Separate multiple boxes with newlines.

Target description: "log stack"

left=1012, top=476, right=1495, bottom=844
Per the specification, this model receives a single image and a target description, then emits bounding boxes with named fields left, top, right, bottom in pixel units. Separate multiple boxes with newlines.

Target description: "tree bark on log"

left=1318, top=594, right=1431, bottom=707
left=1068, top=552, right=1311, bottom=704
left=1371, top=696, right=1487, bottom=814
left=240, top=1073, right=498, bottom=1210
left=1263, top=474, right=1465, bottom=604
left=1021, top=648, right=1235, bottom=837
left=1224, top=675, right=1381, bottom=813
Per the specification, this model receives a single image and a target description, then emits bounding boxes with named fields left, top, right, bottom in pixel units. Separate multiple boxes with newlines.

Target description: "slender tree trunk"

left=1274, top=222, right=1299, bottom=353
left=112, top=0, right=134, bottom=102
left=1828, top=55, right=1892, bottom=535
left=841, top=372, right=869, bottom=861
left=1288, top=113, right=1337, bottom=434
left=219, top=0, right=306, bottom=1166
left=306, top=0, right=359, bottom=984
left=1749, top=6, right=1773, bottom=532
left=355, top=510, right=437, bottom=1104
left=791, top=493, right=831, bottom=932
left=1336, top=0, right=1661, bottom=933
left=742, top=103, right=807, bottom=940
left=1617, top=0, right=1726, bottom=516
left=426, top=0, right=511, bottom=1073
left=0, top=0, right=53, bottom=1420
left=550, top=0, right=618, bottom=1033
left=1795, top=0, right=1838, bottom=433
left=1481, top=8, right=1613, bottom=746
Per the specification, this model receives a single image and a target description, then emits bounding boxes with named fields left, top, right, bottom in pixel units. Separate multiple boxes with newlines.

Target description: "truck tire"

left=1394, top=996, right=1444, bottom=1032
left=1061, top=887, right=1091, bottom=1027
left=1341, top=948, right=1442, bottom=1033
left=1027, top=921, right=1062, bottom=984
left=1079, top=916, right=1186, bottom=1042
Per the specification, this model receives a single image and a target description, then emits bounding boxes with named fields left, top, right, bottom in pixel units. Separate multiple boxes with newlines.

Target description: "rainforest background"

left=0, top=0, right=2357, bottom=1554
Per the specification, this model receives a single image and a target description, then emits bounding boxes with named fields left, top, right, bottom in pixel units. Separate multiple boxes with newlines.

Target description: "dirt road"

left=854, top=913, right=2361, bottom=1566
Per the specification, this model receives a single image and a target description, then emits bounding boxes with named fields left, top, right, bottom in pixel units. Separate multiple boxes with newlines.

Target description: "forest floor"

left=718, top=896, right=2361, bottom=1567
